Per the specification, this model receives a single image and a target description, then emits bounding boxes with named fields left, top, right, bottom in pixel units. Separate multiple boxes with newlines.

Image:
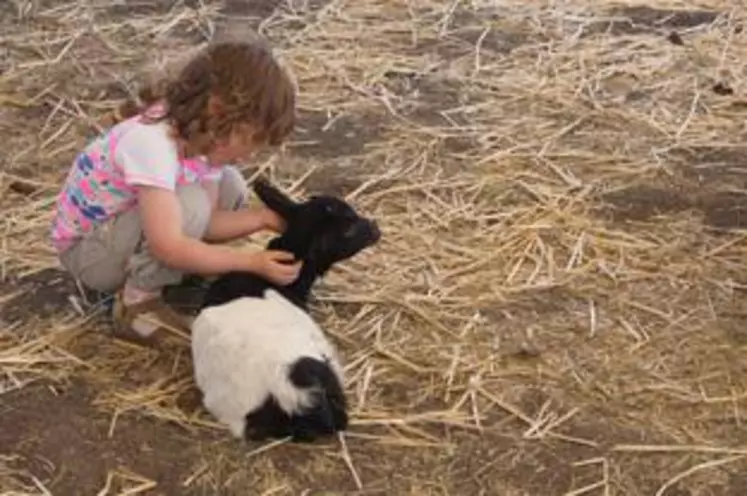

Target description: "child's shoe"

left=111, top=291, right=192, bottom=347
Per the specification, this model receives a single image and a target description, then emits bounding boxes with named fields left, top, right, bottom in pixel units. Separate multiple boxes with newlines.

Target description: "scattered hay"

left=0, top=454, right=52, bottom=495
left=2, top=0, right=747, bottom=494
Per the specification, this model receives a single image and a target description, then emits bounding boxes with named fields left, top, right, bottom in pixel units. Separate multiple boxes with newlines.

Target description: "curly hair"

left=114, top=38, right=296, bottom=157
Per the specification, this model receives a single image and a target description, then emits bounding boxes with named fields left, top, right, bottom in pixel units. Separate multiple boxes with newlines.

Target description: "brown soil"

left=0, top=380, right=211, bottom=496
left=6, top=374, right=745, bottom=495
left=584, top=6, right=723, bottom=38
left=598, top=149, right=747, bottom=230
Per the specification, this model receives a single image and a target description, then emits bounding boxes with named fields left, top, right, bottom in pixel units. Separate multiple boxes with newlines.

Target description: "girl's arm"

left=200, top=179, right=284, bottom=242
left=136, top=185, right=297, bottom=282
left=203, top=207, right=282, bottom=242
left=138, top=185, right=252, bottom=274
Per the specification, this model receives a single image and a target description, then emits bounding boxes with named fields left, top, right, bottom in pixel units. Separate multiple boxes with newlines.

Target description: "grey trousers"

left=58, top=166, right=247, bottom=294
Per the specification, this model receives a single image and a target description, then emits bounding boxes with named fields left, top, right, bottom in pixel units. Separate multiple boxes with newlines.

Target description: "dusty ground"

left=3, top=1, right=747, bottom=495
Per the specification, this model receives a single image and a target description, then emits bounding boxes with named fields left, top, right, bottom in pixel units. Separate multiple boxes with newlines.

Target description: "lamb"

left=190, top=176, right=381, bottom=443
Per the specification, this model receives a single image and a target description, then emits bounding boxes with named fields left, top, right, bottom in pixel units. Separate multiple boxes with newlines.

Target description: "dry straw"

left=2, top=0, right=747, bottom=493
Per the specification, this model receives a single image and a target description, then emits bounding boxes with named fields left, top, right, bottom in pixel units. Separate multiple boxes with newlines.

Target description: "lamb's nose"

left=369, top=220, right=381, bottom=241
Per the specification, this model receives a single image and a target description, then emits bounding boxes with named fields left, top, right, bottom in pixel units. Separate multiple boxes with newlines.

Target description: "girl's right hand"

left=249, top=250, right=302, bottom=285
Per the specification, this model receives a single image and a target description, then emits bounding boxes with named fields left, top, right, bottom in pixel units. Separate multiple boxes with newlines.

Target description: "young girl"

left=50, top=38, right=302, bottom=346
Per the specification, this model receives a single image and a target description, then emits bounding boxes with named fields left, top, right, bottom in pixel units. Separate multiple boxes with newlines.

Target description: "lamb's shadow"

left=162, top=275, right=213, bottom=316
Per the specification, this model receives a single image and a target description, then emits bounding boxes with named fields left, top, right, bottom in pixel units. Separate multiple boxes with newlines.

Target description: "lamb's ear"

left=252, top=176, right=298, bottom=218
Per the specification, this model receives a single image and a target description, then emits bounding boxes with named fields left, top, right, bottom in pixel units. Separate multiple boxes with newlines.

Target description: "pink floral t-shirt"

left=50, top=105, right=223, bottom=253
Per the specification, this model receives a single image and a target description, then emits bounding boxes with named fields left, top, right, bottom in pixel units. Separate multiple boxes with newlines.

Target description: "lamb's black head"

left=253, top=177, right=381, bottom=271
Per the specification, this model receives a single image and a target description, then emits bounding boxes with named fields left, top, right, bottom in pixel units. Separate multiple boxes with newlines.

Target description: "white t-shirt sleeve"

left=202, top=167, right=225, bottom=183
left=113, top=121, right=181, bottom=190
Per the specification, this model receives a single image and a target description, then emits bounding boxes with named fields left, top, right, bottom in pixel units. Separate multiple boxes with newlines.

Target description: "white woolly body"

left=190, top=289, right=345, bottom=439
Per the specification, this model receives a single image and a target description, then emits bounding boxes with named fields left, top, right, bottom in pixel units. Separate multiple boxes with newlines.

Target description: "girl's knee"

left=59, top=241, right=128, bottom=294
left=176, top=184, right=212, bottom=238
left=218, top=166, right=248, bottom=211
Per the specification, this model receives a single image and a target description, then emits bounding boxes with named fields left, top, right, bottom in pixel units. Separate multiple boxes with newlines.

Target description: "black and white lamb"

left=190, top=176, right=381, bottom=443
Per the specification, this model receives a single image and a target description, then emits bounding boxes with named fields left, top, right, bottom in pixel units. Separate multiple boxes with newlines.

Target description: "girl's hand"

left=249, top=249, right=301, bottom=285
left=259, top=208, right=286, bottom=233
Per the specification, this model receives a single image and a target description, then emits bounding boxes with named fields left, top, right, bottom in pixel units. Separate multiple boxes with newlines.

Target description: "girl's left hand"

left=260, top=208, right=286, bottom=233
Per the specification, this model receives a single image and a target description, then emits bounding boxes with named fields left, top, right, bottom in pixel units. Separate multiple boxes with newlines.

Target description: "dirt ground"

left=3, top=1, right=747, bottom=495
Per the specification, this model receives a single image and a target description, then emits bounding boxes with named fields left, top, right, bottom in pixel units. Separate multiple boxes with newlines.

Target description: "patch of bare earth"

left=4, top=0, right=747, bottom=495
left=598, top=144, right=747, bottom=230
left=0, top=380, right=207, bottom=495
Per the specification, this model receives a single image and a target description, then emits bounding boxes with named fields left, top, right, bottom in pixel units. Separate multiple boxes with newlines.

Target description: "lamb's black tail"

left=243, top=356, right=348, bottom=443
left=287, top=356, right=348, bottom=441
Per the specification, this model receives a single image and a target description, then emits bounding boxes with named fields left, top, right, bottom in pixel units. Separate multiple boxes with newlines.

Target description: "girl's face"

left=209, top=123, right=260, bottom=164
